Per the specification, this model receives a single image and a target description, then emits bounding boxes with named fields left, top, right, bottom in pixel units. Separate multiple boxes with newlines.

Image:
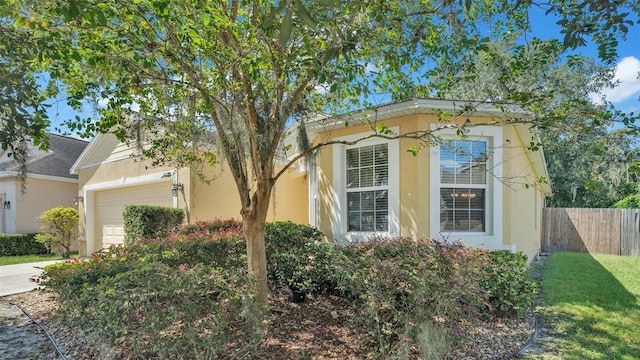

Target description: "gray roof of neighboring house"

left=0, top=134, right=89, bottom=179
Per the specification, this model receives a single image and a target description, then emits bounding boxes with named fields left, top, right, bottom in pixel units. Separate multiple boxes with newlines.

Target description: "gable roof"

left=0, top=134, right=89, bottom=180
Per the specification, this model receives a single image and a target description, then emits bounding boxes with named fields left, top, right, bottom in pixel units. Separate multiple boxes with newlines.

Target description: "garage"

left=94, top=181, right=173, bottom=248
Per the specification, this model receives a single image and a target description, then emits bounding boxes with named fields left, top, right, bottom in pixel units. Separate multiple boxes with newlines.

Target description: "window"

left=346, top=144, right=389, bottom=232
left=332, top=131, right=399, bottom=239
left=430, top=125, right=503, bottom=244
left=439, top=140, right=487, bottom=232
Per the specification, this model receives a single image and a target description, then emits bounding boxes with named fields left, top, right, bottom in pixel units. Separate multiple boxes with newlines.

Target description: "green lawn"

left=526, top=252, right=640, bottom=360
left=0, top=252, right=78, bottom=266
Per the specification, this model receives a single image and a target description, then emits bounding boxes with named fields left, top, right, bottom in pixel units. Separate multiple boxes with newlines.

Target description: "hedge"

left=123, top=205, right=185, bottom=246
left=0, top=233, right=48, bottom=256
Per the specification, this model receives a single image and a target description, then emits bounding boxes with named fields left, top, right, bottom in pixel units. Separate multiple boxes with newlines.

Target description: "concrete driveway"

left=0, top=261, right=62, bottom=296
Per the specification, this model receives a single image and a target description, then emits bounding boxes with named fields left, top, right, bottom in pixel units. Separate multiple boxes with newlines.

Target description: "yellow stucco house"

left=0, top=134, right=88, bottom=234
left=309, top=98, right=550, bottom=262
left=70, top=131, right=308, bottom=257
left=73, top=98, right=550, bottom=261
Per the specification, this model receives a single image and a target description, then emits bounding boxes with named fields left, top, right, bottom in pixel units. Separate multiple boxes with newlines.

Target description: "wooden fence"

left=542, top=208, right=640, bottom=256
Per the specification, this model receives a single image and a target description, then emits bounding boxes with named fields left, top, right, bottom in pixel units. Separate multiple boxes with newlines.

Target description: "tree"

left=540, top=0, right=639, bottom=62
left=3, top=0, right=639, bottom=303
left=432, top=36, right=640, bottom=207
left=613, top=183, right=640, bottom=208
left=4, top=0, right=536, bottom=302
left=543, top=128, right=639, bottom=207
left=0, top=2, right=52, bottom=180
left=35, top=207, right=79, bottom=258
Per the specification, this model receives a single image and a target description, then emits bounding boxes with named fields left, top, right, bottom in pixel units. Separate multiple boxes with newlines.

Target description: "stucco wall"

left=14, top=178, right=78, bottom=234
left=77, top=134, right=309, bottom=256
left=188, top=162, right=308, bottom=224
left=314, top=114, right=545, bottom=262
left=501, top=126, right=544, bottom=262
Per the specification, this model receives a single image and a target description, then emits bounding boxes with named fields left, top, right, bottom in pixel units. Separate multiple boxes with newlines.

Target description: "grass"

left=526, top=252, right=640, bottom=360
left=0, top=252, right=78, bottom=266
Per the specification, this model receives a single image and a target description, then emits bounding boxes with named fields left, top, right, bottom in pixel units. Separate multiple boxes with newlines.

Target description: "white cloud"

left=95, top=96, right=140, bottom=112
left=590, top=56, right=640, bottom=104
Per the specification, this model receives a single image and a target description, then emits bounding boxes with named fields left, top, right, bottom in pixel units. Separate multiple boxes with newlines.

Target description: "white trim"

left=308, top=160, right=318, bottom=227
left=70, top=133, right=140, bottom=174
left=0, top=171, right=78, bottom=183
left=84, top=171, right=172, bottom=191
left=75, top=154, right=136, bottom=172
left=429, top=125, right=505, bottom=250
left=332, top=127, right=400, bottom=242
left=70, top=133, right=106, bottom=175
left=307, top=98, right=527, bottom=133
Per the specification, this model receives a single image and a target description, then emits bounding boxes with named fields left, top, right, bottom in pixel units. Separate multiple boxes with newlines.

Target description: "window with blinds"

left=346, top=143, right=389, bottom=232
left=439, top=139, right=487, bottom=232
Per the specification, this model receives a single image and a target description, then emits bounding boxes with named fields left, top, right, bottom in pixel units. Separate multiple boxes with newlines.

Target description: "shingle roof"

left=0, top=134, right=89, bottom=179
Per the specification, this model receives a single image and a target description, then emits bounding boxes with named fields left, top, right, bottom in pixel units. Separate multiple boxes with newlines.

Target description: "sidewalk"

left=0, top=260, right=62, bottom=296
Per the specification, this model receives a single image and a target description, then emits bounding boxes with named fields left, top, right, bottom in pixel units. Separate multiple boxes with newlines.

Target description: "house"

left=74, top=98, right=550, bottom=262
left=308, top=98, right=550, bottom=262
left=70, top=131, right=308, bottom=256
left=0, top=134, right=89, bottom=234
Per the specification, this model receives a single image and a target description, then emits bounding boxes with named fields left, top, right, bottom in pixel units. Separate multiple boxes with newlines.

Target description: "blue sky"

left=46, top=9, right=640, bottom=135
left=527, top=7, right=640, bottom=114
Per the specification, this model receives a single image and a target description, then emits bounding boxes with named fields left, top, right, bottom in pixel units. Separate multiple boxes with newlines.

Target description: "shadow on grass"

left=540, top=252, right=640, bottom=359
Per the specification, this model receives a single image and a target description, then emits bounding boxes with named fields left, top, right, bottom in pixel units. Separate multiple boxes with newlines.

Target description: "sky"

left=526, top=8, right=640, bottom=114
left=45, top=8, right=640, bottom=135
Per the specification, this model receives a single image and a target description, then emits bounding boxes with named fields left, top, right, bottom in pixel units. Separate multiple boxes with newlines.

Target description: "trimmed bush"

left=123, top=205, right=184, bottom=245
left=35, top=207, right=79, bottom=258
left=0, top=233, right=47, bottom=256
left=264, top=221, right=324, bottom=285
left=264, top=221, right=324, bottom=254
left=482, top=250, right=537, bottom=316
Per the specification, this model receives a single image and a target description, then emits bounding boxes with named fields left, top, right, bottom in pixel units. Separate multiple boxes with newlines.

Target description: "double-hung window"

left=430, top=125, right=503, bottom=245
left=346, top=144, right=389, bottom=232
left=439, top=140, right=487, bottom=232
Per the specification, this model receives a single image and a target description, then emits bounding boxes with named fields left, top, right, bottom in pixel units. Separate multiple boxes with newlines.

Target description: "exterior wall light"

left=73, top=196, right=84, bottom=206
left=2, top=200, right=9, bottom=209
left=171, top=183, right=183, bottom=197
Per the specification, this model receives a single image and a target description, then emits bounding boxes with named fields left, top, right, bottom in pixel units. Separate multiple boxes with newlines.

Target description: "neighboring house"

left=0, top=134, right=89, bottom=234
left=74, top=98, right=551, bottom=262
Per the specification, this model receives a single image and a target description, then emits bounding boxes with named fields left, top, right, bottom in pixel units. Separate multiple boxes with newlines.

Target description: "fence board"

left=621, top=209, right=640, bottom=257
left=542, top=208, right=639, bottom=256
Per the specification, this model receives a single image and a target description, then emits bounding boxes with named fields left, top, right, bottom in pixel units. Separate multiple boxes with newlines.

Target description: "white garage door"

left=94, top=182, right=173, bottom=248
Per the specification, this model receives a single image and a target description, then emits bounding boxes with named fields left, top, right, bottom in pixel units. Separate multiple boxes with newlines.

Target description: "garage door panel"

left=95, top=182, right=173, bottom=249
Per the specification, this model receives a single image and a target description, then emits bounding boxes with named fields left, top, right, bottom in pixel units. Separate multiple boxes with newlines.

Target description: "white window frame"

left=333, top=128, right=400, bottom=242
left=429, top=125, right=503, bottom=248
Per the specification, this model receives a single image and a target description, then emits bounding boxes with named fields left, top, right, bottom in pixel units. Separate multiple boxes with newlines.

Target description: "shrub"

left=330, top=237, right=493, bottom=357
left=482, top=250, right=537, bottom=316
left=123, top=205, right=184, bottom=245
left=264, top=221, right=324, bottom=255
left=271, top=243, right=338, bottom=294
left=43, top=234, right=266, bottom=359
left=272, top=252, right=316, bottom=293
left=43, top=248, right=136, bottom=300
left=264, top=221, right=324, bottom=284
left=177, top=218, right=242, bottom=235
left=0, top=233, right=46, bottom=256
left=50, top=261, right=265, bottom=358
left=35, top=207, right=79, bottom=258
left=149, top=232, right=247, bottom=269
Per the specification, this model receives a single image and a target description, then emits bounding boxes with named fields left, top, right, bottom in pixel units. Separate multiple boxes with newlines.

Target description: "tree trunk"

left=242, top=186, right=271, bottom=304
